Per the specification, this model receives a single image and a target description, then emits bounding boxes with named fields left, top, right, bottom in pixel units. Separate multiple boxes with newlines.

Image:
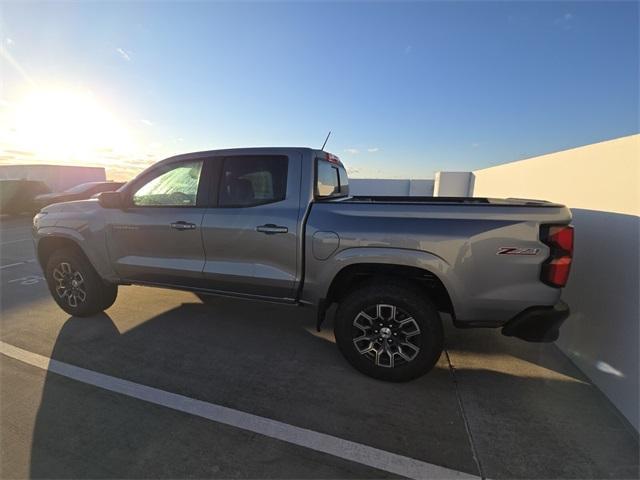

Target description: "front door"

left=106, top=158, right=209, bottom=287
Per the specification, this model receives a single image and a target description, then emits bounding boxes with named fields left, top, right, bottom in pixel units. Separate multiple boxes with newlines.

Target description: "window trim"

left=124, top=158, right=212, bottom=209
left=216, top=155, right=289, bottom=209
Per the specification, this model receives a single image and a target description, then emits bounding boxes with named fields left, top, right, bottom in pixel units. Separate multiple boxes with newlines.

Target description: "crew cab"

left=33, top=148, right=574, bottom=381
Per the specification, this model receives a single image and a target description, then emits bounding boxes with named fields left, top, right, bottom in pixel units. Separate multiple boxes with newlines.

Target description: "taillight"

left=541, top=225, right=574, bottom=288
left=548, top=225, right=574, bottom=253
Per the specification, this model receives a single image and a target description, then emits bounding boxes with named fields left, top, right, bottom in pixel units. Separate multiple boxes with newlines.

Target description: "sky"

left=0, top=1, right=638, bottom=181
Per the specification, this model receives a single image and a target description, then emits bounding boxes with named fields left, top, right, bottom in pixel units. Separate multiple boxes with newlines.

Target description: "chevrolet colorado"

left=33, top=148, right=573, bottom=381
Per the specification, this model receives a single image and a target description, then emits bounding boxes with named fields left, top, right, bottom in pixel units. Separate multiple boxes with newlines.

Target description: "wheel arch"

left=38, top=235, right=90, bottom=269
left=325, top=262, right=455, bottom=318
left=37, top=233, right=119, bottom=316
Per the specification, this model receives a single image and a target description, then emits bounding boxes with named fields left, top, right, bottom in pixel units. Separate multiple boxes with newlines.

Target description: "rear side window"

left=219, top=155, right=288, bottom=207
left=316, top=159, right=349, bottom=198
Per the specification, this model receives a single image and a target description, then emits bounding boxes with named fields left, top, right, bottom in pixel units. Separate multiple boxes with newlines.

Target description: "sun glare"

left=5, top=87, right=134, bottom=164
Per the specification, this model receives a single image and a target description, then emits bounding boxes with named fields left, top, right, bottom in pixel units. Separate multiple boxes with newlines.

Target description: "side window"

left=337, top=165, right=349, bottom=194
left=219, top=156, right=288, bottom=207
left=132, top=160, right=203, bottom=207
left=317, top=161, right=339, bottom=196
left=316, top=159, right=349, bottom=198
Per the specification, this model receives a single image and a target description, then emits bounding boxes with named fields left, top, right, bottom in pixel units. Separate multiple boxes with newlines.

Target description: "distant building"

left=0, top=164, right=106, bottom=192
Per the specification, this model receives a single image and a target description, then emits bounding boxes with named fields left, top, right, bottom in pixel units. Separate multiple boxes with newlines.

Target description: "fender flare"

left=35, top=227, right=117, bottom=281
left=309, top=246, right=463, bottom=323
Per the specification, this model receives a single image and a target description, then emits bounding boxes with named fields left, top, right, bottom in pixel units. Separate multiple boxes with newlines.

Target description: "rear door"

left=200, top=153, right=302, bottom=299
left=106, top=158, right=211, bottom=287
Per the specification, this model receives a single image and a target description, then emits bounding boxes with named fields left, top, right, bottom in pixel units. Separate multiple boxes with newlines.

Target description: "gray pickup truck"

left=33, top=148, right=574, bottom=381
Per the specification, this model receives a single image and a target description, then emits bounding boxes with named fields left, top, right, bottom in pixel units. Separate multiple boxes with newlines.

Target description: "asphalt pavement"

left=1, top=215, right=638, bottom=479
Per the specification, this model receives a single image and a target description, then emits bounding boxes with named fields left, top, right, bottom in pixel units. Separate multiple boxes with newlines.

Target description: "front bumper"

left=501, top=301, right=570, bottom=343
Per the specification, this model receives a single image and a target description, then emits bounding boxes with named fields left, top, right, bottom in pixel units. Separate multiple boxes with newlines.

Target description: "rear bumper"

left=501, top=301, right=570, bottom=343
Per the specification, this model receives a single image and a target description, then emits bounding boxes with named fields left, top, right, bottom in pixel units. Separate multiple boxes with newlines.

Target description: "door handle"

left=256, top=224, right=288, bottom=234
left=171, top=221, right=197, bottom=231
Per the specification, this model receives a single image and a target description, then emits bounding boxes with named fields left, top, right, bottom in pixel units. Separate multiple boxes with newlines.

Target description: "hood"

left=41, top=198, right=99, bottom=214
left=35, top=192, right=62, bottom=201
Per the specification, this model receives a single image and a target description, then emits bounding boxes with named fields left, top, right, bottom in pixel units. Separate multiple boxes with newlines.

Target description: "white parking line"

left=1, top=238, right=31, bottom=245
left=8, top=274, right=43, bottom=285
left=0, top=341, right=477, bottom=479
left=0, top=259, right=36, bottom=270
left=0, top=262, right=23, bottom=270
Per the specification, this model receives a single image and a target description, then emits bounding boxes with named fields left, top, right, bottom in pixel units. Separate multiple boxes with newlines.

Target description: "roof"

left=165, top=146, right=321, bottom=162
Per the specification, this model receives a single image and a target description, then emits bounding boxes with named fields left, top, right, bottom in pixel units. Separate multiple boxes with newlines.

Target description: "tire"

left=45, top=248, right=118, bottom=317
left=334, top=281, right=444, bottom=382
left=100, top=282, right=119, bottom=311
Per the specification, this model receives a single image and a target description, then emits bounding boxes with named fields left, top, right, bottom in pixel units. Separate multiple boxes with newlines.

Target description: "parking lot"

left=1, top=215, right=638, bottom=479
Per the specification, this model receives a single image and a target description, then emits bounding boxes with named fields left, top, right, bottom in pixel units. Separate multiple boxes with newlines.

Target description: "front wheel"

left=334, top=282, right=443, bottom=382
left=45, top=248, right=118, bottom=317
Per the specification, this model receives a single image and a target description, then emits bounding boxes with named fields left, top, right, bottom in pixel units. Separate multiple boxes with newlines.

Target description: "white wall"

left=472, top=134, right=640, bottom=431
left=349, top=178, right=434, bottom=196
left=433, top=172, right=473, bottom=196
left=408, top=179, right=435, bottom=196
left=0, top=164, right=106, bottom=192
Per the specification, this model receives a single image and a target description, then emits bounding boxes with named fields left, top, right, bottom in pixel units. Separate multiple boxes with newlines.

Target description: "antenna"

left=320, top=131, right=332, bottom=151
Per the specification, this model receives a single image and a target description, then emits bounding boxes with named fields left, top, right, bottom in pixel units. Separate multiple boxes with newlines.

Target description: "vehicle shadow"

left=27, top=299, right=476, bottom=478
left=444, top=322, right=589, bottom=382
left=26, top=295, right=640, bottom=478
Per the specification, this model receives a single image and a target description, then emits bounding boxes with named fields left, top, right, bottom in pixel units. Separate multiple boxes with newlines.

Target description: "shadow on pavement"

left=27, top=297, right=640, bottom=478
left=444, top=325, right=640, bottom=479
left=28, top=301, right=474, bottom=478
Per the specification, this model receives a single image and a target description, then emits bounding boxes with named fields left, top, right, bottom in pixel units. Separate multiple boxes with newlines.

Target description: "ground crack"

left=444, top=348, right=486, bottom=480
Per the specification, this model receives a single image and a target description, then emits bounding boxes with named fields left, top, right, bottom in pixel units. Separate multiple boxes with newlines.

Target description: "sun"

left=5, top=87, right=134, bottom=164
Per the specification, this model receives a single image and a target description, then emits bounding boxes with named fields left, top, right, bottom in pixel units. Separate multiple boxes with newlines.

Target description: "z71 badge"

left=497, top=247, right=540, bottom=256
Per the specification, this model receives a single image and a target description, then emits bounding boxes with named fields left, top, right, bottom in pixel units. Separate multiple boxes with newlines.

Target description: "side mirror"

left=98, top=191, right=125, bottom=209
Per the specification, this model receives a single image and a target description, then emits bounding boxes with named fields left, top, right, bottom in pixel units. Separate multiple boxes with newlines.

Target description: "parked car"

left=33, top=148, right=573, bottom=381
left=34, top=181, right=125, bottom=210
left=0, top=179, right=51, bottom=215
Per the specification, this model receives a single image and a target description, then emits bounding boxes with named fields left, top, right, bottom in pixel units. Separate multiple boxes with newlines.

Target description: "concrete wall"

left=408, top=179, right=435, bottom=196
left=349, top=178, right=434, bottom=196
left=0, top=164, right=106, bottom=192
left=472, top=134, right=640, bottom=431
left=433, top=172, right=473, bottom=197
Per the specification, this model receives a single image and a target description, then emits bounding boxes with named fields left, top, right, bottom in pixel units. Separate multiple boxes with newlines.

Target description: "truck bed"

left=304, top=195, right=571, bottom=323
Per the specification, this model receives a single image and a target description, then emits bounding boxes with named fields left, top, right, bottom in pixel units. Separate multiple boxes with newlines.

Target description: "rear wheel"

left=45, top=248, right=118, bottom=316
left=334, top=282, right=443, bottom=382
